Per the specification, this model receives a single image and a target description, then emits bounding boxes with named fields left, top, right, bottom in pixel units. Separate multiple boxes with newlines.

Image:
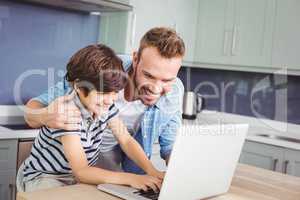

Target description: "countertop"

left=17, top=164, right=300, bottom=200
left=183, top=110, right=300, bottom=151
left=1, top=110, right=300, bottom=150
left=0, top=125, right=38, bottom=140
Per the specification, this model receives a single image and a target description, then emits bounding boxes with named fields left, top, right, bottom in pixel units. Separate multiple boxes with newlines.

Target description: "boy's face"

left=132, top=47, right=182, bottom=106
left=77, top=89, right=118, bottom=117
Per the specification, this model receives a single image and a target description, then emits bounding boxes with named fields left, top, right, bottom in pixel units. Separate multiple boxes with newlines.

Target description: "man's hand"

left=25, top=91, right=82, bottom=130
left=42, top=92, right=82, bottom=130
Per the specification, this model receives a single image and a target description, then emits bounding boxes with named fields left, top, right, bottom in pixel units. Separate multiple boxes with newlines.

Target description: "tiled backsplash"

left=0, top=0, right=99, bottom=105
left=178, top=67, right=300, bottom=125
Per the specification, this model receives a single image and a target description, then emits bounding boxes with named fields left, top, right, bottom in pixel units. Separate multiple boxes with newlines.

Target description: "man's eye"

left=145, top=74, right=154, bottom=79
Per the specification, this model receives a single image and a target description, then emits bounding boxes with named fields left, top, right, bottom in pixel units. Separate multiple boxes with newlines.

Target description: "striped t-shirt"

left=22, top=93, right=119, bottom=182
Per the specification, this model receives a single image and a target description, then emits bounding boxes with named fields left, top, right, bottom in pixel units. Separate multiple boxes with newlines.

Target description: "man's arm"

left=159, top=78, right=184, bottom=164
left=24, top=94, right=81, bottom=130
left=159, top=112, right=182, bottom=165
left=24, top=81, right=82, bottom=130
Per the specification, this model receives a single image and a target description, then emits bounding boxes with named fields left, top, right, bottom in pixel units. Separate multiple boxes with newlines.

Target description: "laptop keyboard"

left=133, top=189, right=160, bottom=200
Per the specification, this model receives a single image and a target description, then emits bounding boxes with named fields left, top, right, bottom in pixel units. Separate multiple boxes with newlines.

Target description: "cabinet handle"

left=223, top=31, right=230, bottom=56
left=272, top=158, right=278, bottom=171
left=9, top=184, right=15, bottom=200
left=283, top=160, right=289, bottom=174
left=174, top=22, right=178, bottom=32
left=130, top=13, right=137, bottom=49
left=231, top=25, right=238, bottom=56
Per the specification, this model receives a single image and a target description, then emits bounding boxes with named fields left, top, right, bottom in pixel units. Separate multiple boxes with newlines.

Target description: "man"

left=25, top=27, right=185, bottom=174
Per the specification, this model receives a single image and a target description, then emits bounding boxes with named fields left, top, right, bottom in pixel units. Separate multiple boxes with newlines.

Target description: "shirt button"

left=144, top=134, right=147, bottom=138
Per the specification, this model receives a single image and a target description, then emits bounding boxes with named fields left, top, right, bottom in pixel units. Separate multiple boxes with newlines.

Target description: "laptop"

left=97, top=124, right=248, bottom=200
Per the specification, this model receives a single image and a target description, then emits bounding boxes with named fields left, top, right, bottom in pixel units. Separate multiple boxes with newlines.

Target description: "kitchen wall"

left=178, top=67, right=300, bottom=125
left=0, top=0, right=99, bottom=105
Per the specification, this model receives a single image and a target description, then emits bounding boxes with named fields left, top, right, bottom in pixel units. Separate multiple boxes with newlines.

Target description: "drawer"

left=17, top=140, right=34, bottom=169
left=0, top=170, right=17, bottom=200
left=0, top=140, right=18, bottom=170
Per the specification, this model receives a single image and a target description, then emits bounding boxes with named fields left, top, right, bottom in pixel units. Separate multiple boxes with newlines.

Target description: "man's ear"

left=132, top=51, right=138, bottom=69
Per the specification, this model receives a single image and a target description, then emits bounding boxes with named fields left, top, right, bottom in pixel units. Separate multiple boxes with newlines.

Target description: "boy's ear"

left=73, top=82, right=80, bottom=94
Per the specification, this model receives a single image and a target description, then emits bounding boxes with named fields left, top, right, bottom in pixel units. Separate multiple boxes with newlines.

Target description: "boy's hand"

left=147, top=169, right=166, bottom=180
left=126, top=174, right=162, bottom=192
left=42, top=92, right=82, bottom=130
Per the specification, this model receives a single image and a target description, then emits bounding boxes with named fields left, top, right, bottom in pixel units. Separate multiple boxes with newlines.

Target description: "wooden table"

left=17, top=164, right=300, bottom=200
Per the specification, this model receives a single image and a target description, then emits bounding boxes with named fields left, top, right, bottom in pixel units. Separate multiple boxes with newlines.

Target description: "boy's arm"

left=61, top=134, right=162, bottom=191
left=108, top=118, right=165, bottom=179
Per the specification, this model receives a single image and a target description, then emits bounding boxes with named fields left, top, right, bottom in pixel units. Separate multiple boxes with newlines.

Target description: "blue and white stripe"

left=23, top=94, right=119, bottom=182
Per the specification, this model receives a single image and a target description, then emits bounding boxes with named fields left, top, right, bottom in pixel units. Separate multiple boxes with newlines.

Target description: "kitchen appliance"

left=182, top=91, right=203, bottom=120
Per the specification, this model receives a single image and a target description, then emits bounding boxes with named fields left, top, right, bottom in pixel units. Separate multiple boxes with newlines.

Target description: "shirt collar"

left=73, top=93, right=94, bottom=121
left=73, top=92, right=109, bottom=123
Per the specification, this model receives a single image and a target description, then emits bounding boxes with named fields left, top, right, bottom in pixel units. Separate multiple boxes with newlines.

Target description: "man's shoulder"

left=156, top=78, right=184, bottom=111
left=118, top=54, right=132, bottom=71
left=165, top=78, right=184, bottom=100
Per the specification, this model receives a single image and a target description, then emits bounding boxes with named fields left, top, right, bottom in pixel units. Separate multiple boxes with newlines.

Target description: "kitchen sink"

left=255, top=134, right=300, bottom=144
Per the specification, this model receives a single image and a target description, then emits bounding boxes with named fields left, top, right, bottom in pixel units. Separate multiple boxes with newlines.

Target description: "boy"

left=17, top=44, right=163, bottom=192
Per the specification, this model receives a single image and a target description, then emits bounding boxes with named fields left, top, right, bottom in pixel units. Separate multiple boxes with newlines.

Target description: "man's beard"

left=131, top=68, right=163, bottom=105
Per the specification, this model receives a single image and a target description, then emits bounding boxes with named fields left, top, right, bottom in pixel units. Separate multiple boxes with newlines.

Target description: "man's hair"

left=137, top=27, right=185, bottom=60
left=65, top=44, right=127, bottom=96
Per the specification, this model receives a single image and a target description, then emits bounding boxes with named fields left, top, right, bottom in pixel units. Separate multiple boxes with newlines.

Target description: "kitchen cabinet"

left=239, top=141, right=284, bottom=172
left=239, top=140, right=300, bottom=177
left=129, top=0, right=172, bottom=51
left=18, top=0, right=132, bottom=12
left=0, top=140, right=18, bottom=170
left=0, top=138, right=34, bottom=200
left=0, top=140, right=18, bottom=200
left=169, top=0, right=199, bottom=62
left=272, top=0, right=300, bottom=69
left=0, top=170, right=16, bottom=200
left=284, top=149, right=300, bottom=177
left=98, top=12, right=133, bottom=55
left=194, top=0, right=276, bottom=67
left=98, top=0, right=199, bottom=62
left=99, top=0, right=172, bottom=55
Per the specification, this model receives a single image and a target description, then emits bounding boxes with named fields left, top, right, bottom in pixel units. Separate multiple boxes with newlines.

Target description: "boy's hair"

left=65, top=44, right=127, bottom=96
left=137, top=27, right=185, bottom=61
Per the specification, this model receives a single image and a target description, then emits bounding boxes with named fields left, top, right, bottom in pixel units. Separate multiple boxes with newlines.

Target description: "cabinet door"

left=194, top=0, right=234, bottom=64
left=130, top=0, right=172, bottom=50
left=239, top=141, right=284, bottom=172
left=272, top=0, right=300, bottom=69
left=0, top=140, right=17, bottom=170
left=231, top=0, right=276, bottom=66
left=98, top=12, right=132, bottom=54
left=0, top=170, right=16, bottom=200
left=284, top=149, right=300, bottom=177
left=169, top=0, right=199, bottom=62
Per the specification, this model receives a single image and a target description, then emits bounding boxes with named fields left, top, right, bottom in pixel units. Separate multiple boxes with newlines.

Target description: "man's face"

left=132, top=47, right=182, bottom=106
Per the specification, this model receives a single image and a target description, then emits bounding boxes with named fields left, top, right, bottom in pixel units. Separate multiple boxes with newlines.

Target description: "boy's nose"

left=103, top=93, right=117, bottom=105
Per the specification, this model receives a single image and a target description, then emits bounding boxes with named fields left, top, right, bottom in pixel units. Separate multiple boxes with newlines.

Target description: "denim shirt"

left=33, top=55, right=184, bottom=174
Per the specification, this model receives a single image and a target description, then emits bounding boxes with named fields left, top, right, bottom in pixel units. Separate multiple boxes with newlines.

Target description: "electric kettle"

left=182, top=91, right=203, bottom=120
